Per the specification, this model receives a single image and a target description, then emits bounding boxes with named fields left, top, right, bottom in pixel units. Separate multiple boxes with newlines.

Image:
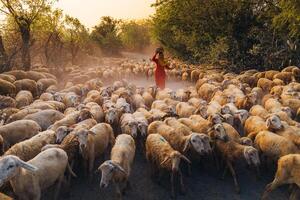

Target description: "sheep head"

left=239, top=137, right=253, bottom=146
left=98, top=160, right=127, bottom=188
left=209, top=124, right=228, bottom=141
left=124, top=120, right=138, bottom=138
left=0, top=155, right=38, bottom=187
left=184, top=133, right=211, bottom=155
left=208, top=114, right=222, bottom=125
left=266, top=114, right=283, bottom=131
left=138, top=121, right=148, bottom=137
left=105, top=108, right=118, bottom=124
left=161, top=151, right=191, bottom=173
left=221, top=114, right=234, bottom=126
left=76, top=128, right=95, bottom=154
left=281, top=107, right=293, bottom=118
left=77, top=109, right=93, bottom=122
left=56, top=126, right=73, bottom=143
left=195, top=105, right=208, bottom=119
left=221, top=105, right=231, bottom=115
left=243, top=147, right=260, bottom=167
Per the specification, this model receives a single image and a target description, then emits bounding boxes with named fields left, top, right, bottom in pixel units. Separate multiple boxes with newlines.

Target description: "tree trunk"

left=0, top=35, right=10, bottom=73
left=19, top=24, right=31, bottom=71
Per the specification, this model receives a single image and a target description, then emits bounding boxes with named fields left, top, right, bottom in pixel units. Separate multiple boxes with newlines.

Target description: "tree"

left=151, top=0, right=300, bottom=71
left=0, top=0, right=55, bottom=70
left=120, top=20, right=152, bottom=51
left=91, top=16, right=122, bottom=55
left=63, top=15, right=89, bottom=65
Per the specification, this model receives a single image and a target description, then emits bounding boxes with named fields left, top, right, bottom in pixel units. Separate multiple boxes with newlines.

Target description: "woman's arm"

left=151, top=52, right=158, bottom=62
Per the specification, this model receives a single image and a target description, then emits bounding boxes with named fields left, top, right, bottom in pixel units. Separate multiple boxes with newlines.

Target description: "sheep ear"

left=17, top=159, right=38, bottom=172
left=160, top=157, right=170, bottom=165
left=183, top=138, right=191, bottom=153
left=266, top=118, right=271, bottom=128
left=243, top=148, right=251, bottom=165
left=112, top=163, right=127, bottom=176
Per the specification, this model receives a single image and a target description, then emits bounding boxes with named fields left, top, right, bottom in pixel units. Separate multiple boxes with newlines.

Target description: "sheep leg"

left=226, top=160, right=240, bottom=193
left=221, top=165, right=228, bottom=180
left=170, top=172, right=176, bottom=199
left=213, top=150, right=220, bottom=171
left=54, top=174, right=64, bottom=200
left=179, top=170, right=186, bottom=194
left=88, top=157, right=95, bottom=183
left=115, top=182, right=122, bottom=200
left=261, top=181, right=281, bottom=200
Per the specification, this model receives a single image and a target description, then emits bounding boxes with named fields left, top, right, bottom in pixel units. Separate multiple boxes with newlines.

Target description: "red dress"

left=152, top=54, right=169, bottom=89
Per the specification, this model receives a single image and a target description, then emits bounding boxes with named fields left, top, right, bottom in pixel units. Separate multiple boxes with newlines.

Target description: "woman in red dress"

left=151, top=48, right=172, bottom=89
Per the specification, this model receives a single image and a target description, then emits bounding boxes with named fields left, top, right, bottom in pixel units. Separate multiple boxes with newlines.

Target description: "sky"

left=55, top=0, right=156, bottom=28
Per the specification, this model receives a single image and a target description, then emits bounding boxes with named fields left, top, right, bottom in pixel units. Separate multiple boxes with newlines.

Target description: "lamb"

left=215, top=138, right=260, bottom=193
left=76, top=123, right=115, bottom=180
left=4, top=130, right=57, bottom=161
left=15, top=90, right=33, bottom=108
left=14, top=79, right=38, bottom=97
left=261, top=154, right=300, bottom=200
left=0, top=79, right=16, bottom=96
left=254, top=131, right=299, bottom=162
left=24, top=109, right=64, bottom=130
left=0, top=148, right=76, bottom=200
left=146, top=133, right=191, bottom=198
left=97, top=134, right=135, bottom=199
left=0, top=120, right=41, bottom=149
left=120, top=113, right=138, bottom=138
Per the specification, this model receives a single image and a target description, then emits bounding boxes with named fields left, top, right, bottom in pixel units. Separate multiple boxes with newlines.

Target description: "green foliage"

left=91, top=16, right=122, bottom=55
left=152, top=0, right=300, bottom=72
left=120, top=20, right=152, bottom=51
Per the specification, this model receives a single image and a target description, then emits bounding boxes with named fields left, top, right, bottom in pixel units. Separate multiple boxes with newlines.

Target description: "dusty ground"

left=42, top=77, right=288, bottom=200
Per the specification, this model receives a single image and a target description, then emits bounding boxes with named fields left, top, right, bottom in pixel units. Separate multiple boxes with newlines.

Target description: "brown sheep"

left=0, top=79, right=16, bottom=96
left=6, top=108, right=41, bottom=123
left=244, top=116, right=267, bottom=140
left=24, top=109, right=64, bottom=131
left=26, top=70, right=46, bottom=81
left=0, top=74, right=16, bottom=83
left=4, top=130, right=56, bottom=161
left=0, top=120, right=41, bottom=149
left=15, top=90, right=33, bottom=108
left=36, top=78, right=57, bottom=94
left=265, top=70, right=279, bottom=80
left=84, top=102, right=104, bottom=123
left=146, top=133, right=191, bottom=198
left=76, top=123, right=115, bottom=180
left=254, top=131, right=299, bottom=163
left=0, top=95, right=16, bottom=109
left=4, top=70, right=27, bottom=80
left=257, top=78, right=275, bottom=92
left=261, top=154, right=300, bottom=200
left=98, top=134, right=135, bottom=199
left=14, top=79, right=38, bottom=97
left=215, top=139, right=260, bottom=193
left=273, top=72, right=295, bottom=84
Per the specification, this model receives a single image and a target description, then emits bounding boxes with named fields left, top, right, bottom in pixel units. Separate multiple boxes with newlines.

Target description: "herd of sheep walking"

left=0, top=58, right=300, bottom=200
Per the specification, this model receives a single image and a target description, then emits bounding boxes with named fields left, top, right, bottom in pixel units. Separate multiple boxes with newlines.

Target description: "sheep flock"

left=0, top=57, right=300, bottom=200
